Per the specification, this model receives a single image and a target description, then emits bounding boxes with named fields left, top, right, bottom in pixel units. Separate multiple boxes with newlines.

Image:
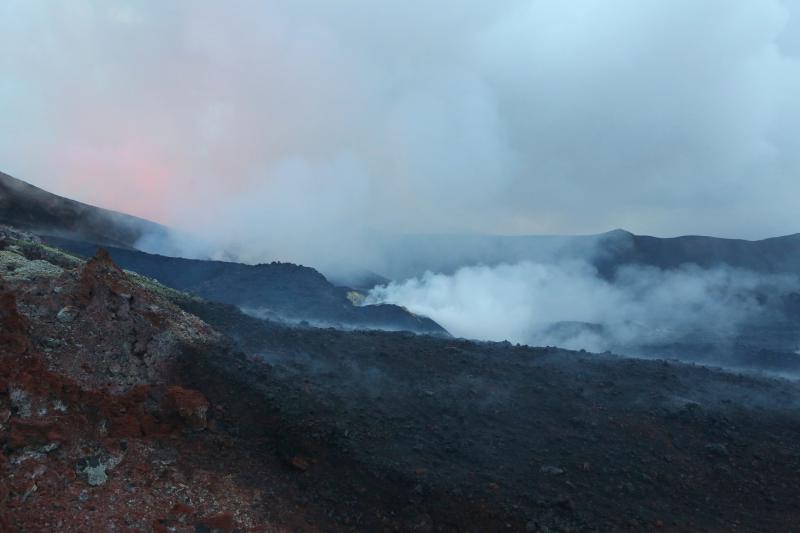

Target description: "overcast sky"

left=2, top=0, right=800, bottom=260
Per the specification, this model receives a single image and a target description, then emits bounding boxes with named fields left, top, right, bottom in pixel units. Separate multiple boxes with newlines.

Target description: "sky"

left=2, top=0, right=800, bottom=267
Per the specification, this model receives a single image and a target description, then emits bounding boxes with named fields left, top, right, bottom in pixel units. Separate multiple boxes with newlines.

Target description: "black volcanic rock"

left=177, top=292, right=800, bottom=533
left=44, top=236, right=446, bottom=335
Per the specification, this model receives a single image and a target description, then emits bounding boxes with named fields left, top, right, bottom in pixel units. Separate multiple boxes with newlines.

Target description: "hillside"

left=0, top=172, right=445, bottom=334
left=0, top=171, right=168, bottom=249
left=44, top=236, right=445, bottom=334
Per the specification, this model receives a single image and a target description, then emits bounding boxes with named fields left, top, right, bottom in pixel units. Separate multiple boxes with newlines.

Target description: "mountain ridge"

left=0, top=170, right=168, bottom=249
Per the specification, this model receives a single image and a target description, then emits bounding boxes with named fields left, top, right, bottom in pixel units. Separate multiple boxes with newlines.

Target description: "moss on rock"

left=0, top=250, right=64, bottom=281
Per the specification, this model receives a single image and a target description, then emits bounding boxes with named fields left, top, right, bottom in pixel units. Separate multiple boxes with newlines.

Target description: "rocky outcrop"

left=0, top=233, right=261, bottom=531
left=1, top=232, right=223, bottom=392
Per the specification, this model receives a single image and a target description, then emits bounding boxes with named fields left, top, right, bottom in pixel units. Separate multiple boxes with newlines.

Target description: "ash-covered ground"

left=182, top=298, right=800, bottom=531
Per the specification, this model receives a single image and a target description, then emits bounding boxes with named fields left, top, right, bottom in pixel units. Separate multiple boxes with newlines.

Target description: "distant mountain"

left=370, top=229, right=800, bottom=280
left=0, top=170, right=168, bottom=248
left=598, top=230, right=800, bottom=276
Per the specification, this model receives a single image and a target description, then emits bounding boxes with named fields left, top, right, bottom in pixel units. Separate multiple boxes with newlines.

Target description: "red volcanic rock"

left=20, top=246, right=227, bottom=392
left=0, top=289, right=31, bottom=355
left=77, top=249, right=126, bottom=295
left=164, top=386, right=210, bottom=430
left=170, top=502, right=196, bottom=518
left=7, top=420, right=62, bottom=450
left=109, top=414, right=143, bottom=438
left=0, top=236, right=295, bottom=531
left=139, top=413, right=168, bottom=436
left=199, top=512, right=235, bottom=533
left=75, top=249, right=135, bottom=320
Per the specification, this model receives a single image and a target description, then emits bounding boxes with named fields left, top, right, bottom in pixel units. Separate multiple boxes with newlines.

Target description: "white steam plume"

left=366, top=262, right=799, bottom=353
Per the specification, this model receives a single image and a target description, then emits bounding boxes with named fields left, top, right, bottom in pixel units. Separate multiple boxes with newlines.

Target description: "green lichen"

left=0, top=250, right=64, bottom=281
left=1, top=229, right=201, bottom=306
left=124, top=269, right=200, bottom=304
left=77, top=459, right=109, bottom=486
left=2, top=235, right=82, bottom=269
left=26, top=242, right=83, bottom=267
left=85, top=464, right=108, bottom=486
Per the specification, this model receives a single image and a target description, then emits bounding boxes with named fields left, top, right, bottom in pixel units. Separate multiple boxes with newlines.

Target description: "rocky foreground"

left=2, top=228, right=800, bottom=532
left=0, top=231, right=282, bottom=531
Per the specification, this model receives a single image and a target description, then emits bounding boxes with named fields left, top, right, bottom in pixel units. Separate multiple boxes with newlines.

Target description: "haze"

left=2, top=0, right=800, bottom=270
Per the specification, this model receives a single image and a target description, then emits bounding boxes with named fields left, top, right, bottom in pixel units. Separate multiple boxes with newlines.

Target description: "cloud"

left=2, top=1, right=800, bottom=270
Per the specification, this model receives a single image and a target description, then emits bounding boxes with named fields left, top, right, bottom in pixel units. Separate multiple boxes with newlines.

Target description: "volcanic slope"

left=0, top=170, right=168, bottom=249
left=182, top=280, right=800, bottom=531
left=3, top=227, right=800, bottom=531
